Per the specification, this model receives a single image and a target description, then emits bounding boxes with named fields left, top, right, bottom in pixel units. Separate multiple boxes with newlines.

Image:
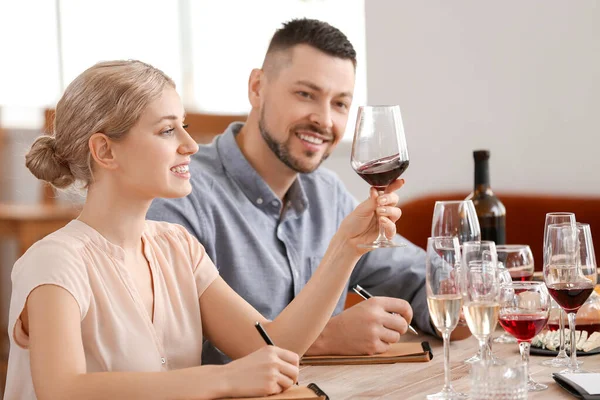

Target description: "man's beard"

left=258, top=109, right=331, bottom=174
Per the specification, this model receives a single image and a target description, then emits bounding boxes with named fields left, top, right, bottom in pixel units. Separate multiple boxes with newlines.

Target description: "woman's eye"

left=160, top=128, right=175, bottom=136
left=297, top=91, right=312, bottom=99
left=182, top=124, right=189, bottom=129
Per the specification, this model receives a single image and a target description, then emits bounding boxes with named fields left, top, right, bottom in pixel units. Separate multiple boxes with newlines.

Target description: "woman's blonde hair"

left=25, top=60, right=175, bottom=189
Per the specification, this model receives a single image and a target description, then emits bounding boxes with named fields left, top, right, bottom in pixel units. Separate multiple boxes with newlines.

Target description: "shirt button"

left=256, top=198, right=263, bottom=205
left=271, top=200, right=278, bottom=207
left=293, top=270, right=299, bottom=279
left=161, top=357, right=166, bottom=365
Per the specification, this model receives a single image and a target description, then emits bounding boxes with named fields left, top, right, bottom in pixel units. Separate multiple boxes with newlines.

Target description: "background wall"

left=325, top=0, right=600, bottom=204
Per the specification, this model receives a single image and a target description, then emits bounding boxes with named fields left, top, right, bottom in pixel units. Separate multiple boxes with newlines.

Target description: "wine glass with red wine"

left=544, top=222, right=597, bottom=374
left=498, top=282, right=550, bottom=392
left=496, top=245, right=535, bottom=282
left=542, top=212, right=577, bottom=367
left=351, top=105, right=409, bottom=248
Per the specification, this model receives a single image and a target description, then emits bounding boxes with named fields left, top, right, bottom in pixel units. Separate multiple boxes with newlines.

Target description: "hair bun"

left=25, top=135, right=75, bottom=189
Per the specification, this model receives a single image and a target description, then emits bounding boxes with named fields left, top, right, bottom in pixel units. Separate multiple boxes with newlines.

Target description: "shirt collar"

left=216, top=122, right=308, bottom=216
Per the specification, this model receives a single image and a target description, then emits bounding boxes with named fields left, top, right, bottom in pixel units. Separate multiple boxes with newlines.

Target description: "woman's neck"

left=77, top=181, right=151, bottom=252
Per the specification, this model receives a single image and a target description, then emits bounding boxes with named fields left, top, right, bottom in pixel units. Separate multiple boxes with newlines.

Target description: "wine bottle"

left=465, top=150, right=506, bottom=244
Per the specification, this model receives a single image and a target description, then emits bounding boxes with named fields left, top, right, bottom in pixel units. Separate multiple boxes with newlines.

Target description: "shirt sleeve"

left=9, top=241, right=92, bottom=349
left=338, top=182, right=437, bottom=336
left=171, top=224, right=219, bottom=298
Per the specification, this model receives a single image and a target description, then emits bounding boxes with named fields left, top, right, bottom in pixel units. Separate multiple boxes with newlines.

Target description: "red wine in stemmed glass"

left=351, top=105, right=409, bottom=249
left=499, top=313, right=548, bottom=342
left=547, top=282, right=594, bottom=312
left=355, top=155, right=409, bottom=190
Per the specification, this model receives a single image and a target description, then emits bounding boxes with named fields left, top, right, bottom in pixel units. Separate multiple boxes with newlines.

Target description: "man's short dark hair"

left=265, top=18, right=356, bottom=68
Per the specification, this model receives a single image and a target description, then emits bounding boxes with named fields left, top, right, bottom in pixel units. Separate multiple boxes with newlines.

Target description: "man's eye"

left=297, top=91, right=312, bottom=99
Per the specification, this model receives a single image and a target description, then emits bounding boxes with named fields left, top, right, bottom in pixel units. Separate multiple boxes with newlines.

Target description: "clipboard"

left=300, top=341, right=433, bottom=366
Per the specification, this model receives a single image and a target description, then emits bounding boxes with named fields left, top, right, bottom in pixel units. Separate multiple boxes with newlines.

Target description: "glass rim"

left=496, top=244, right=531, bottom=251
left=500, top=281, right=544, bottom=288
left=434, top=200, right=473, bottom=205
left=358, top=104, right=400, bottom=110
left=546, top=212, right=576, bottom=217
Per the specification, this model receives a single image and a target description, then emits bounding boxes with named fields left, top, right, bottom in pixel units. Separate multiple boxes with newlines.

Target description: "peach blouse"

left=4, top=219, right=219, bottom=399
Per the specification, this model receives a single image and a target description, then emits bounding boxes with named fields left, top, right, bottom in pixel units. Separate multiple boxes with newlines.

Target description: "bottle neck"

left=474, top=158, right=490, bottom=191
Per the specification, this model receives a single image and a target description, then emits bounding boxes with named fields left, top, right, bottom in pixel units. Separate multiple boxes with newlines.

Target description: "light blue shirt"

left=147, top=122, right=435, bottom=365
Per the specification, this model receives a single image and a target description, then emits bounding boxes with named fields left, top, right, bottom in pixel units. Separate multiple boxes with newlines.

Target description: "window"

left=0, top=0, right=366, bottom=138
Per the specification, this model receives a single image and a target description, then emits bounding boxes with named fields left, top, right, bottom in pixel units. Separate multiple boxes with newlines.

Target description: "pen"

left=254, top=321, right=275, bottom=345
left=352, top=284, right=419, bottom=336
left=254, top=322, right=298, bottom=385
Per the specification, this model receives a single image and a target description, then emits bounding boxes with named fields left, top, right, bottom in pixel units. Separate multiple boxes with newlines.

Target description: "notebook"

left=227, top=383, right=328, bottom=400
left=553, top=373, right=600, bottom=399
left=300, top=341, right=432, bottom=366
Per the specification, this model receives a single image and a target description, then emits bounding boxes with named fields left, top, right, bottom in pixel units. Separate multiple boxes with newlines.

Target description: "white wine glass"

left=351, top=105, right=409, bottom=249
left=426, top=236, right=467, bottom=400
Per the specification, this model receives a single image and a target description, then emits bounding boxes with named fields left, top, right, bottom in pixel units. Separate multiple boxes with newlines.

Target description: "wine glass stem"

left=442, top=330, right=453, bottom=391
left=478, top=337, right=489, bottom=362
left=374, top=190, right=388, bottom=243
left=567, top=312, right=579, bottom=371
left=518, top=341, right=534, bottom=383
left=558, top=309, right=567, bottom=357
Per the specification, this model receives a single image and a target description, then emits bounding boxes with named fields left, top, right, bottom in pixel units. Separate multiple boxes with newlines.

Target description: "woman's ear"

left=89, top=133, right=118, bottom=170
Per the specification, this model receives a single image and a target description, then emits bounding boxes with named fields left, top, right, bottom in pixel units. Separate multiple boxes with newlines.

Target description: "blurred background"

left=0, top=0, right=599, bottom=396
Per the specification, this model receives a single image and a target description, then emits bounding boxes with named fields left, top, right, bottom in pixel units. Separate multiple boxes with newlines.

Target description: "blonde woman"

left=5, top=60, right=407, bottom=400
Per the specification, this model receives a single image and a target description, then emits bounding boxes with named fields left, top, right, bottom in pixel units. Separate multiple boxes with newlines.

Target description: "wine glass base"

left=357, top=240, right=407, bottom=249
left=559, top=367, right=589, bottom=374
left=426, top=389, right=468, bottom=400
left=541, top=355, right=582, bottom=367
left=527, top=381, right=548, bottom=392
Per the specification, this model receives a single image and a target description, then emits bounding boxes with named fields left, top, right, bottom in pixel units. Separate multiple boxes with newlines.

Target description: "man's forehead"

left=273, top=46, right=355, bottom=92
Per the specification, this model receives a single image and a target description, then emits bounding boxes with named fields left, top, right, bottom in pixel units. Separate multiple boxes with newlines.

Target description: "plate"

left=530, top=346, right=600, bottom=357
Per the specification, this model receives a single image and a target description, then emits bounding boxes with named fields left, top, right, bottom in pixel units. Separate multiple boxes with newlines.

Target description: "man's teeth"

left=297, top=133, right=324, bottom=145
left=171, top=165, right=189, bottom=174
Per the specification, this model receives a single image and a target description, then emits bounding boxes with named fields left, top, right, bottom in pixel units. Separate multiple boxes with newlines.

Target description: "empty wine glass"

left=351, top=105, right=409, bottom=248
left=544, top=222, right=597, bottom=374
left=499, top=282, right=550, bottom=391
left=431, top=200, right=481, bottom=243
left=542, top=212, right=577, bottom=367
left=426, top=236, right=467, bottom=400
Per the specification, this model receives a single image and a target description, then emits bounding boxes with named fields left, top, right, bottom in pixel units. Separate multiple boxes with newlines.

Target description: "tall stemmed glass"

left=431, top=200, right=481, bottom=244
left=351, top=105, right=409, bottom=248
left=544, top=223, right=597, bottom=374
left=499, top=282, right=550, bottom=391
left=461, top=241, right=501, bottom=364
left=542, top=212, right=577, bottom=367
left=494, top=245, right=534, bottom=345
left=426, top=236, right=467, bottom=400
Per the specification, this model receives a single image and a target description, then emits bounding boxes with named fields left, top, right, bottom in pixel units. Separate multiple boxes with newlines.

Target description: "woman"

left=5, top=60, right=406, bottom=399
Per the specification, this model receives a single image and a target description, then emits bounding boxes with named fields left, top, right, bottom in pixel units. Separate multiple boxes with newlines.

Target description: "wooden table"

left=299, top=332, right=599, bottom=399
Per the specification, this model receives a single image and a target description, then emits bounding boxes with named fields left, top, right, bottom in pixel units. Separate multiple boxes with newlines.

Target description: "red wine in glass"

left=510, top=270, right=534, bottom=282
left=547, top=283, right=594, bottom=312
left=499, top=313, right=548, bottom=341
left=355, top=154, right=409, bottom=190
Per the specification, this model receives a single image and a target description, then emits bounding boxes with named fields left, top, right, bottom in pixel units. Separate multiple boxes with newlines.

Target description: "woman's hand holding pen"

left=338, top=179, right=404, bottom=256
left=222, top=345, right=299, bottom=397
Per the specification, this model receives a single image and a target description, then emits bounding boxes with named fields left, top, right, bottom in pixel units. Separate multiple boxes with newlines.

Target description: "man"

left=148, top=18, right=444, bottom=365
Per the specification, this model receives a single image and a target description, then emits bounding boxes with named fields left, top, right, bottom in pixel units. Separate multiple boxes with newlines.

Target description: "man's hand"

left=306, top=297, right=413, bottom=356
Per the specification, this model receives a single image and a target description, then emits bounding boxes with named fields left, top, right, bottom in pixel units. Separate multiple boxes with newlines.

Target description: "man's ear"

left=89, top=133, right=118, bottom=170
left=248, top=68, right=264, bottom=108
